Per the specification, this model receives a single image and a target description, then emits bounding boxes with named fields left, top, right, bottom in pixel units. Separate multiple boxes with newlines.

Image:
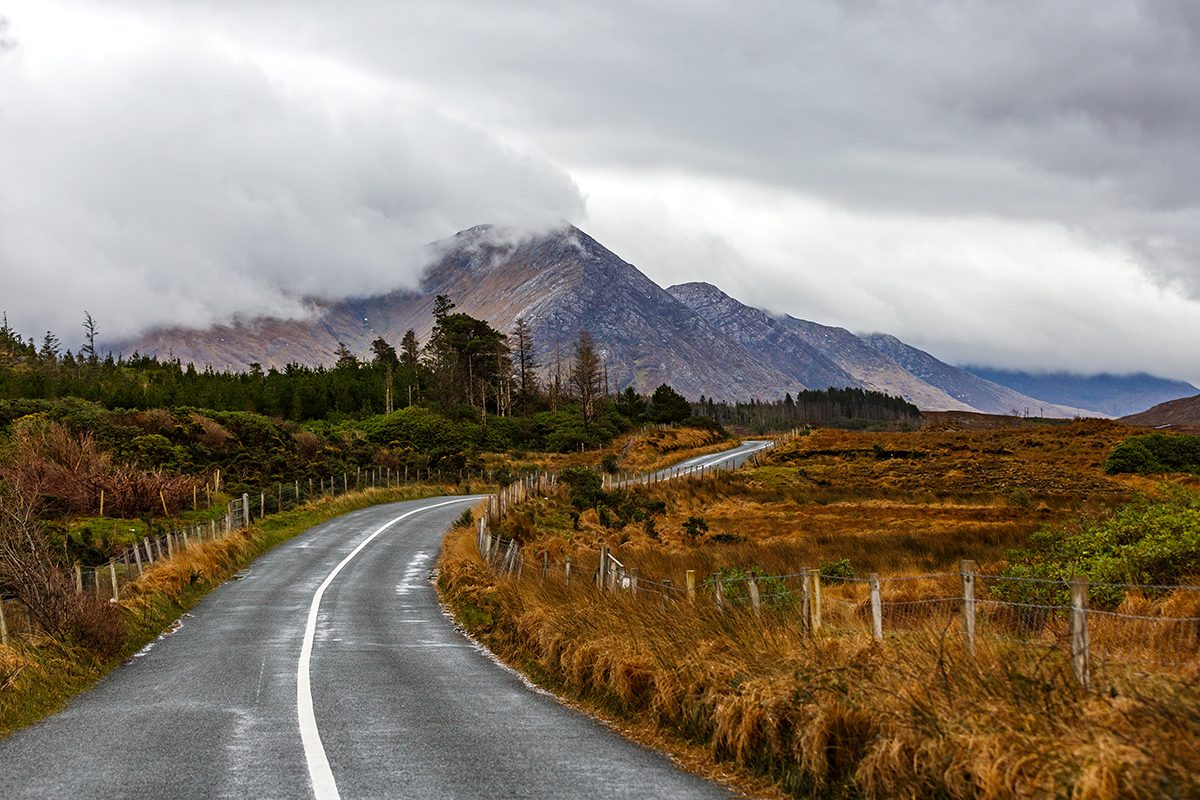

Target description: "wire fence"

left=0, top=462, right=467, bottom=646
left=470, top=431, right=1199, bottom=687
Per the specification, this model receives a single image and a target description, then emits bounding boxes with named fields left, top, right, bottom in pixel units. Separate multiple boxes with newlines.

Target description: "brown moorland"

left=439, top=419, right=1200, bottom=799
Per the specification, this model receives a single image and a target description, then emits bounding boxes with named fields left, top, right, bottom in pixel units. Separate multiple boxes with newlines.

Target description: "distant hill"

left=962, top=368, right=1198, bottom=418
left=861, top=334, right=1090, bottom=418
left=1121, top=394, right=1200, bottom=428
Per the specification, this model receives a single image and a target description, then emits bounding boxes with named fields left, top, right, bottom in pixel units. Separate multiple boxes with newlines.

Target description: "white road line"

left=297, top=496, right=483, bottom=800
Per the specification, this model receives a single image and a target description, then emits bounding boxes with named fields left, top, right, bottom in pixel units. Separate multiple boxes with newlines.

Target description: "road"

left=0, top=491, right=736, bottom=798
left=628, top=439, right=773, bottom=486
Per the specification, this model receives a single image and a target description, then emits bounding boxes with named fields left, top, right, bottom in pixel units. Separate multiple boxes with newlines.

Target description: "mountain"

left=112, top=223, right=1132, bottom=414
left=962, top=368, right=1199, bottom=418
left=861, top=334, right=1090, bottom=418
left=666, top=282, right=976, bottom=411
left=1121, top=394, right=1200, bottom=428
left=118, top=225, right=797, bottom=402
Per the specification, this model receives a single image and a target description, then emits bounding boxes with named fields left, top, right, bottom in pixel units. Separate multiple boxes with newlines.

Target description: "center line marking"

left=297, top=496, right=483, bottom=800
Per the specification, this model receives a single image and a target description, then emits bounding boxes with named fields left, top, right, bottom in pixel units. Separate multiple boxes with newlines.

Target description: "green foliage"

left=682, top=515, right=709, bottom=541
left=998, top=488, right=1200, bottom=608
left=819, top=558, right=855, bottom=581
left=1104, top=433, right=1200, bottom=475
left=600, top=454, right=619, bottom=474
left=705, top=566, right=794, bottom=609
left=559, top=466, right=604, bottom=511
left=455, top=508, right=473, bottom=528
left=648, top=383, right=692, bottom=424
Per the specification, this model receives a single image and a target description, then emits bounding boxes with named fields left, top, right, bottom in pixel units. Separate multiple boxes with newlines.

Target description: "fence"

left=0, top=462, right=468, bottom=647
left=474, top=436, right=786, bottom=579
left=471, top=432, right=1199, bottom=688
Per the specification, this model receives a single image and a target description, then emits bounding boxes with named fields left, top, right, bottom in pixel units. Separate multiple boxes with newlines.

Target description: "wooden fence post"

left=806, top=569, right=822, bottom=632
left=1070, top=576, right=1091, bottom=689
left=242, top=493, right=250, bottom=527
left=0, top=601, right=8, bottom=646
left=143, top=537, right=154, bottom=564
left=869, top=573, right=883, bottom=642
left=133, top=542, right=144, bottom=576
left=75, top=563, right=83, bottom=594
left=166, top=532, right=175, bottom=559
left=565, top=556, right=572, bottom=585
left=629, top=568, right=639, bottom=597
left=712, top=572, right=725, bottom=613
left=94, top=567, right=101, bottom=598
left=686, top=569, right=696, bottom=603
left=110, top=562, right=119, bottom=600
left=260, top=492, right=265, bottom=519
left=542, top=551, right=549, bottom=579
left=747, top=570, right=761, bottom=617
left=598, top=546, right=609, bottom=591
left=961, top=559, right=977, bottom=657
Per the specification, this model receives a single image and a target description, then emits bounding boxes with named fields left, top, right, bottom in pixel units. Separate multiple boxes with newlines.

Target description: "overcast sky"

left=2, top=1, right=1199, bottom=383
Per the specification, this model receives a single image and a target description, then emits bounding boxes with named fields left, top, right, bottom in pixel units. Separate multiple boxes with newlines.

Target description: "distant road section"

left=0, top=490, right=734, bottom=799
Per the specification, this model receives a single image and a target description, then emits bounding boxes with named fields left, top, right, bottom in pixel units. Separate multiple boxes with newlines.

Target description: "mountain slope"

left=961, top=368, right=1199, bottom=418
left=117, top=225, right=797, bottom=402
left=668, top=282, right=976, bottom=411
left=1121, top=394, right=1200, bottom=428
left=862, top=334, right=1090, bottom=418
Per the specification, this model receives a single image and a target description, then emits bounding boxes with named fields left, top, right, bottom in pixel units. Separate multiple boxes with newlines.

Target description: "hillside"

left=1121, top=393, right=1200, bottom=429
left=862, top=333, right=1090, bottom=418
left=963, top=367, right=1198, bottom=418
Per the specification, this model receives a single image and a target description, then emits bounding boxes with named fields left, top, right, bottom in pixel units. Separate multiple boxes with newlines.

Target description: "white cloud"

left=577, top=169, right=1200, bottom=384
left=0, top=2, right=583, bottom=342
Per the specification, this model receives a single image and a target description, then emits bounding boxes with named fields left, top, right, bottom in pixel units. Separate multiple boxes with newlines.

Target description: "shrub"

left=682, top=515, right=709, bottom=541
left=1104, top=432, right=1200, bottom=475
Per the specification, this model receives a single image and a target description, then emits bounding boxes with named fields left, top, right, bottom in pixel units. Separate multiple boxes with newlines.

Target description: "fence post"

left=75, top=563, right=83, bottom=594
left=541, top=551, right=549, bottom=579
left=242, top=493, right=250, bottom=527
left=565, top=556, right=572, bottom=585
left=747, top=570, right=761, bottom=617
left=961, top=559, right=977, bottom=657
left=133, top=541, right=144, bottom=575
left=109, top=562, right=119, bottom=600
left=686, top=569, right=696, bottom=603
left=806, top=569, right=822, bottom=632
left=869, top=573, right=883, bottom=642
left=598, top=546, right=609, bottom=591
left=94, top=567, right=101, bottom=598
left=143, top=537, right=154, bottom=564
left=343, top=472, right=348, bottom=493
left=1070, top=576, right=1091, bottom=689
left=712, top=572, right=725, bottom=613
left=260, top=492, right=265, bottom=519
left=166, top=532, right=175, bottom=559
left=0, top=601, right=8, bottom=646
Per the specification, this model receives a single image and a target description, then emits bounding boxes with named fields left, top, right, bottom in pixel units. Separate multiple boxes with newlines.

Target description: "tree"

left=648, top=383, right=691, bottom=424
left=616, top=386, right=646, bottom=421
left=333, top=342, right=358, bottom=369
left=511, top=316, right=539, bottom=414
left=570, top=330, right=603, bottom=431
left=400, top=329, right=421, bottom=405
left=371, top=336, right=399, bottom=413
left=81, top=311, right=98, bottom=365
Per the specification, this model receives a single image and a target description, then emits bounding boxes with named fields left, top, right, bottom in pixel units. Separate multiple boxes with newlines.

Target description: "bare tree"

left=81, top=311, right=98, bottom=365
left=511, top=316, right=539, bottom=414
left=570, top=330, right=603, bottom=431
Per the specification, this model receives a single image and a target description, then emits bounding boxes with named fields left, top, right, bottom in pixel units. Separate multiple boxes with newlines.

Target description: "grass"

left=0, top=482, right=458, bottom=738
left=438, top=421, right=1200, bottom=798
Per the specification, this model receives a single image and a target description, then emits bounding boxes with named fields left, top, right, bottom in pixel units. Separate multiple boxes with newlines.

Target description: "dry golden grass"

left=440, top=523, right=1200, bottom=798
left=614, top=426, right=735, bottom=473
left=440, top=421, right=1200, bottom=798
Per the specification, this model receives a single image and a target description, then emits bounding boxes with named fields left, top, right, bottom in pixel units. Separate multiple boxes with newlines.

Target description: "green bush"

left=1104, top=433, right=1200, bottom=475
left=998, top=488, right=1200, bottom=608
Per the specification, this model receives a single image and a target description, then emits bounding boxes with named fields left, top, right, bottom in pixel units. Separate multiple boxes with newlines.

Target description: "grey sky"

left=2, top=1, right=1198, bottom=382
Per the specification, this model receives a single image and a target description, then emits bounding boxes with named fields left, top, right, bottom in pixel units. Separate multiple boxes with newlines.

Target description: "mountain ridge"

left=110, top=224, right=1147, bottom=414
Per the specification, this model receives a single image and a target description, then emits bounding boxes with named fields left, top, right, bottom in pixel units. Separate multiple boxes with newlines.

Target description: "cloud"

left=0, top=2, right=583, bottom=343
left=3, top=0, right=1198, bottom=383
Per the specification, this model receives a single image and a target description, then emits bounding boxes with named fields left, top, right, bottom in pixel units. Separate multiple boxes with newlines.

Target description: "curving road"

left=0, top=492, right=735, bottom=798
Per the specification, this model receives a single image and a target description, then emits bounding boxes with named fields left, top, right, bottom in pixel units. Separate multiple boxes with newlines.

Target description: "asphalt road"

left=631, top=439, right=773, bottom=485
left=0, top=486, right=738, bottom=798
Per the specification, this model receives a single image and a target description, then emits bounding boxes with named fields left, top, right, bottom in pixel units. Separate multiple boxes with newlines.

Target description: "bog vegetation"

left=440, top=420, right=1200, bottom=798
